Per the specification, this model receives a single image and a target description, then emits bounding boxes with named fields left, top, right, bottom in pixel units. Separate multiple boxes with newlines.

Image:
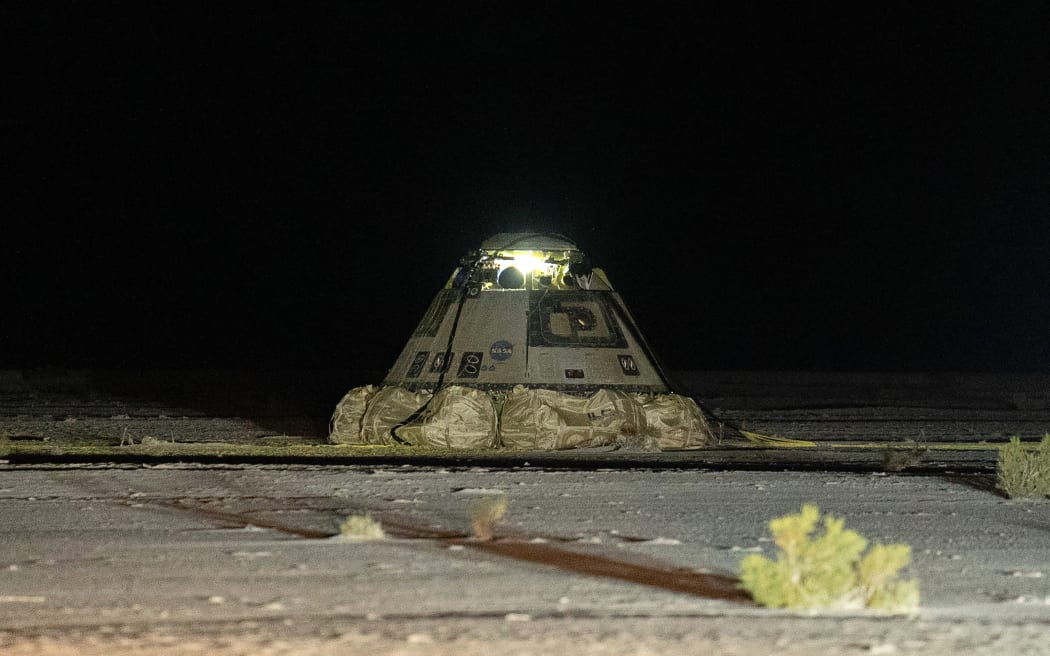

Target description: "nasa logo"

left=489, top=340, right=513, bottom=361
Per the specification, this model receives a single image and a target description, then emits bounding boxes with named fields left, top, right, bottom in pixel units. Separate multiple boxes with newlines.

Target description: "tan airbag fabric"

left=637, top=393, right=716, bottom=448
left=330, top=385, right=718, bottom=449
left=328, top=384, right=377, bottom=445
left=500, top=386, right=647, bottom=450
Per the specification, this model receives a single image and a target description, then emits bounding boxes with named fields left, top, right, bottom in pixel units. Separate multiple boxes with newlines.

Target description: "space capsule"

left=330, top=233, right=729, bottom=450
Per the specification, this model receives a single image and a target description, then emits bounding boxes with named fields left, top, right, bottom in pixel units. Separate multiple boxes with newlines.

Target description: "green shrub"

left=997, top=434, right=1050, bottom=499
left=739, top=504, right=919, bottom=613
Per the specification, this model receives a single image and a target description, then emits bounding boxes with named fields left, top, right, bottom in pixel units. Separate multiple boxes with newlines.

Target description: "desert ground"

left=1, top=369, right=1048, bottom=655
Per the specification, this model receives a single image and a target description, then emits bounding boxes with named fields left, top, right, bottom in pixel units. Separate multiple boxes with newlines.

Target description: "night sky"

left=6, top=4, right=1049, bottom=374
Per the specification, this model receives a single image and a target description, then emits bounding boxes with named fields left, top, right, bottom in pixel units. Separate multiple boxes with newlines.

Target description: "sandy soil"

left=0, top=369, right=1048, bottom=654
left=6, top=615, right=1050, bottom=656
left=1, top=464, right=1049, bottom=655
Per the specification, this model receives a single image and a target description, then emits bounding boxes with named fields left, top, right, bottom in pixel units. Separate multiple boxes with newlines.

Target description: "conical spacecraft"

left=383, top=232, right=674, bottom=393
left=330, top=233, right=729, bottom=450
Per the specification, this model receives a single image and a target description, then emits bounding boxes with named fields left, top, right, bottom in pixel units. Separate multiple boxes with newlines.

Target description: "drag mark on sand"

left=136, top=496, right=753, bottom=605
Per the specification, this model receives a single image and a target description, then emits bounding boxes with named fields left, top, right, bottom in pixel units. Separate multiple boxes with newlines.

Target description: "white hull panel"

left=383, top=289, right=671, bottom=393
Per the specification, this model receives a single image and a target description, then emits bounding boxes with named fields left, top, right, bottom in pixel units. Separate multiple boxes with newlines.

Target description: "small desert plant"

left=338, top=514, right=386, bottom=541
left=882, top=432, right=928, bottom=472
left=881, top=444, right=928, bottom=472
left=739, top=504, right=919, bottom=613
left=997, top=434, right=1050, bottom=499
left=469, top=494, right=508, bottom=540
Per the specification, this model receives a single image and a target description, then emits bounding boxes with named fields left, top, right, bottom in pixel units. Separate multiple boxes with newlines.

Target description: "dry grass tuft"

left=338, top=514, right=386, bottom=541
left=881, top=444, right=928, bottom=472
left=469, top=495, right=508, bottom=540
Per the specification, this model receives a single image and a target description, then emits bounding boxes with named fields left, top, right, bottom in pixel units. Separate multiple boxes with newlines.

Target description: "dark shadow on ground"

left=943, top=473, right=1003, bottom=497
left=5, top=368, right=387, bottom=440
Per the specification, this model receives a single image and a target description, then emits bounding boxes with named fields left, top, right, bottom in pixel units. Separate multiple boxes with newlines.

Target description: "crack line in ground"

left=142, top=499, right=753, bottom=605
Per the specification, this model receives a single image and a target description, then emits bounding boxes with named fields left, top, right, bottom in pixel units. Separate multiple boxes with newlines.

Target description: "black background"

left=5, top=3, right=1049, bottom=374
